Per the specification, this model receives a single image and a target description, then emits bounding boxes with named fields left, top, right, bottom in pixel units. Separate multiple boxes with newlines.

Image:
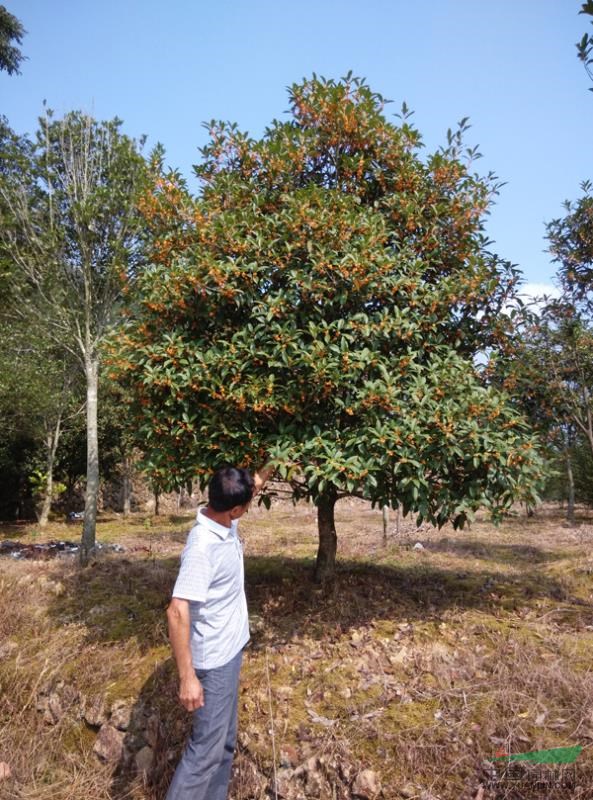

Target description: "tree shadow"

left=42, top=551, right=590, bottom=797
left=416, top=537, right=566, bottom=566
left=46, top=551, right=586, bottom=653
left=0, top=521, right=36, bottom=541
left=48, top=556, right=176, bottom=651
left=243, top=554, right=586, bottom=647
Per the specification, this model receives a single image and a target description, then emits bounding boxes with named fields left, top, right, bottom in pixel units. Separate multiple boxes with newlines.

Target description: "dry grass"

left=2, top=502, right=593, bottom=798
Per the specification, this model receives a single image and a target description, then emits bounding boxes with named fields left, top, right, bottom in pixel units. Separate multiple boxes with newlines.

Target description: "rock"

left=143, top=712, right=161, bottom=748
left=82, top=694, right=107, bottom=727
left=304, top=766, right=326, bottom=797
left=0, top=762, right=11, bottom=781
left=46, top=693, right=64, bottom=725
left=230, top=754, right=267, bottom=797
left=352, top=768, right=381, bottom=798
left=93, top=724, right=125, bottom=763
left=291, top=757, right=329, bottom=799
left=0, top=640, right=17, bottom=660
left=413, top=542, right=425, bottom=551
left=279, top=744, right=299, bottom=768
left=275, top=767, right=295, bottom=798
left=237, top=730, right=251, bottom=749
left=110, top=699, right=132, bottom=731
left=274, top=685, right=294, bottom=700
left=135, top=745, right=154, bottom=775
left=38, top=682, right=79, bottom=725
left=400, top=782, right=420, bottom=798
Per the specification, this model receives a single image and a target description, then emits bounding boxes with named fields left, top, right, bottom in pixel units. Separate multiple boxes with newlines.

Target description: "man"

left=165, top=465, right=272, bottom=800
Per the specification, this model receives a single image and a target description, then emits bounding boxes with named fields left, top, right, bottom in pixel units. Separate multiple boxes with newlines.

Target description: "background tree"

left=0, top=5, right=25, bottom=75
left=0, top=111, right=148, bottom=561
left=0, top=313, right=83, bottom=525
left=577, top=0, right=593, bottom=90
left=547, top=181, right=593, bottom=309
left=494, top=299, right=593, bottom=523
left=112, top=75, right=544, bottom=581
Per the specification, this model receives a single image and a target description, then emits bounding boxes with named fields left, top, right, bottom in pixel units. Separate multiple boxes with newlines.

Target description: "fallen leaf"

left=306, top=708, right=336, bottom=727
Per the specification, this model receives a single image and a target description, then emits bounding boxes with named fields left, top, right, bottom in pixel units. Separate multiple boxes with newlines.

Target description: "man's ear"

left=230, top=504, right=246, bottom=520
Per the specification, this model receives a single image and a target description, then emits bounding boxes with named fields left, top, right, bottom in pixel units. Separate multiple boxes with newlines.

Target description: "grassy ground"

left=1, top=501, right=593, bottom=799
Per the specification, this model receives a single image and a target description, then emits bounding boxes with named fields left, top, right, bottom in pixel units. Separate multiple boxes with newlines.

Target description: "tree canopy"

left=547, top=181, right=593, bottom=308
left=0, top=5, right=25, bottom=75
left=111, top=75, right=544, bottom=579
left=577, top=0, right=593, bottom=90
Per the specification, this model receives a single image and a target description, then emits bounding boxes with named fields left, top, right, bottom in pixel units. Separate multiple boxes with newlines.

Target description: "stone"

left=274, top=685, right=294, bottom=700
left=110, top=699, right=132, bottom=731
left=399, top=783, right=419, bottom=799
left=275, top=767, right=295, bottom=798
left=413, top=542, right=425, bottom=551
left=82, top=694, right=107, bottom=727
left=93, top=724, right=125, bottom=763
left=279, top=744, right=299, bottom=768
left=135, top=745, right=154, bottom=775
left=352, top=769, right=381, bottom=798
left=143, top=712, right=161, bottom=748
left=237, top=730, right=251, bottom=749
left=304, top=767, right=326, bottom=798
left=38, top=682, right=79, bottom=725
left=0, top=762, right=11, bottom=781
left=46, top=693, right=64, bottom=725
left=229, top=754, right=267, bottom=797
left=290, top=757, right=329, bottom=799
left=0, top=640, right=17, bottom=660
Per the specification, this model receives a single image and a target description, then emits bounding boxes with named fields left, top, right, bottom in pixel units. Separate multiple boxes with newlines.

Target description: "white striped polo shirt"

left=172, top=508, right=250, bottom=670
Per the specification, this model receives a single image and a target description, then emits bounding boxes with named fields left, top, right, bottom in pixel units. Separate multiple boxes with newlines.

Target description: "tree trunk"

left=154, top=488, right=160, bottom=517
left=122, top=453, right=132, bottom=517
left=382, top=505, right=389, bottom=544
left=38, top=414, right=62, bottom=527
left=81, top=357, right=99, bottom=564
left=565, top=448, right=576, bottom=526
left=314, top=489, right=337, bottom=583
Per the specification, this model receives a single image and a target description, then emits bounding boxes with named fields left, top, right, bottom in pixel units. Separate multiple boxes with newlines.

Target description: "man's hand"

left=167, top=597, right=204, bottom=713
left=253, top=463, right=274, bottom=495
left=179, top=673, right=204, bottom=712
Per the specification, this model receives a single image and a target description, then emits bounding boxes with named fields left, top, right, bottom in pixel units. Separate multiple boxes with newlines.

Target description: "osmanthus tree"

left=111, top=75, right=544, bottom=581
left=547, top=181, right=593, bottom=308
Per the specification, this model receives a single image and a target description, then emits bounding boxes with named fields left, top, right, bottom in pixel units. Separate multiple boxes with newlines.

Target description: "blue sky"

left=3, top=0, right=592, bottom=293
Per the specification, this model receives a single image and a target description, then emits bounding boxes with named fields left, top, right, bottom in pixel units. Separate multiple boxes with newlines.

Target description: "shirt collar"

left=197, top=507, right=235, bottom=540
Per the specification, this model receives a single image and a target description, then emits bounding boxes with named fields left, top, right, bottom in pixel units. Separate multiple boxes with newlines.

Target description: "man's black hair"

left=208, top=467, right=255, bottom=512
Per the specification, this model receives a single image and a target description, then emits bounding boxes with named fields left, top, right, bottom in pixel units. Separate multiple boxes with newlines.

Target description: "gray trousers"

left=166, top=649, right=243, bottom=800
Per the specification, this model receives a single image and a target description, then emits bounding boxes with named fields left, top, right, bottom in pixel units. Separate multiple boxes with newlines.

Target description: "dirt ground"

left=1, top=500, right=593, bottom=799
